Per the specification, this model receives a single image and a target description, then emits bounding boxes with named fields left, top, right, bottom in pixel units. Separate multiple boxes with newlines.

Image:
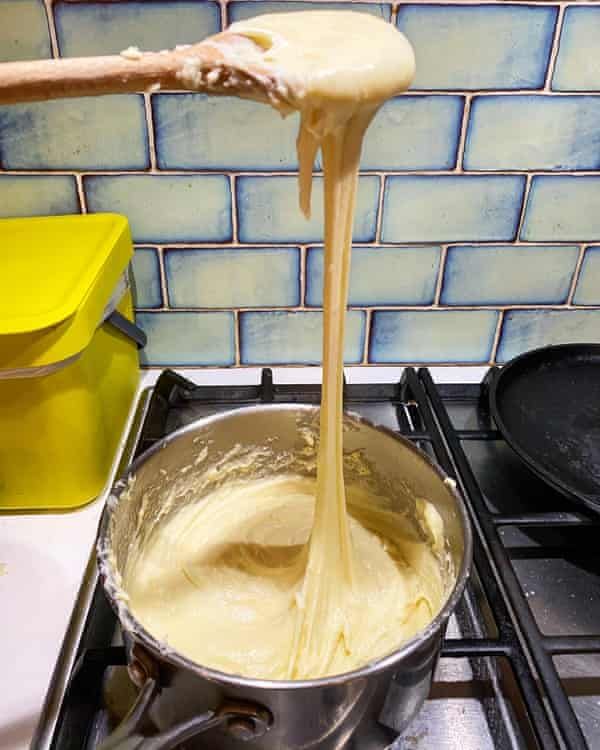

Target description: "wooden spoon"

left=0, top=32, right=293, bottom=108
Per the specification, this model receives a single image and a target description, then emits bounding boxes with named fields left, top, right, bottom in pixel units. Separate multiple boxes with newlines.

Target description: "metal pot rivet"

left=227, top=717, right=257, bottom=741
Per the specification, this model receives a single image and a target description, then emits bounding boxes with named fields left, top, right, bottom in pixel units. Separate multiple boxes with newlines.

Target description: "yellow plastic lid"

left=0, top=214, right=133, bottom=369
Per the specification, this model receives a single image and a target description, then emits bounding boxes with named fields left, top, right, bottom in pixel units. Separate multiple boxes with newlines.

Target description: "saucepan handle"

left=97, top=652, right=272, bottom=750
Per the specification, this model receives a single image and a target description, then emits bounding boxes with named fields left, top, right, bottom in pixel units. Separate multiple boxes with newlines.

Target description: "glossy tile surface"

left=55, top=0, right=221, bottom=57
left=497, top=310, right=600, bottom=363
left=370, top=310, right=499, bottom=363
left=84, top=175, right=232, bottom=244
left=441, top=245, right=579, bottom=306
left=229, top=1, right=391, bottom=24
left=137, top=311, right=235, bottom=366
left=362, top=96, right=463, bottom=170
left=553, top=8, right=600, bottom=92
left=573, top=247, right=600, bottom=307
left=306, top=246, right=440, bottom=307
left=240, top=310, right=365, bottom=364
left=521, top=177, right=600, bottom=242
left=237, top=176, right=379, bottom=243
left=396, top=4, right=557, bottom=90
left=0, top=0, right=50, bottom=62
left=465, top=96, right=600, bottom=171
left=0, top=96, right=148, bottom=170
left=382, top=175, right=525, bottom=243
left=0, top=175, right=79, bottom=218
left=131, top=248, right=162, bottom=309
left=165, top=247, right=300, bottom=308
left=154, top=95, right=298, bottom=171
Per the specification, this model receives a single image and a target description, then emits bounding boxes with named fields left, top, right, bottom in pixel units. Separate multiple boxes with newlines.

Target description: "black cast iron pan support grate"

left=404, top=367, right=600, bottom=750
left=41, top=367, right=600, bottom=750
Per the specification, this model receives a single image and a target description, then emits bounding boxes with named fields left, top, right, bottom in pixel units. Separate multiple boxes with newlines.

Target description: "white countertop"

left=0, top=366, right=486, bottom=750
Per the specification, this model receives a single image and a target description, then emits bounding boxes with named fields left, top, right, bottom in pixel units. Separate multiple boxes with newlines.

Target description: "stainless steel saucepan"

left=96, top=405, right=472, bottom=749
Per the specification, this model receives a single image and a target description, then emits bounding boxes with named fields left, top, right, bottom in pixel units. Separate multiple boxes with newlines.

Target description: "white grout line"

left=230, top=174, right=239, bottom=244
left=515, top=173, right=533, bottom=241
left=489, top=310, right=504, bottom=365
left=144, top=95, right=158, bottom=171
left=566, top=244, right=587, bottom=305
left=362, top=309, right=373, bottom=364
left=154, top=87, right=600, bottom=97
left=299, top=246, right=307, bottom=307
left=75, top=174, right=87, bottom=214
left=407, top=89, right=600, bottom=97
left=454, top=95, right=472, bottom=172
left=233, top=309, right=241, bottom=366
left=394, top=0, right=590, bottom=5
left=220, top=0, right=228, bottom=30
left=7, top=167, right=600, bottom=178
left=131, top=239, right=592, bottom=250
left=43, top=0, right=60, bottom=58
left=374, top=174, right=386, bottom=243
left=137, top=303, right=600, bottom=314
left=544, top=4, right=566, bottom=92
left=220, top=0, right=595, bottom=5
left=433, top=246, right=448, bottom=306
left=156, top=246, right=170, bottom=309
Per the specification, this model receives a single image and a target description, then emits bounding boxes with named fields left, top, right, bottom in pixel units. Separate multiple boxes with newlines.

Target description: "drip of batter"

left=124, top=12, right=446, bottom=680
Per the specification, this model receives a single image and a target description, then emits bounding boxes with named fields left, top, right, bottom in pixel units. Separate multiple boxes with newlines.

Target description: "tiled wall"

left=1, top=0, right=600, bottom=367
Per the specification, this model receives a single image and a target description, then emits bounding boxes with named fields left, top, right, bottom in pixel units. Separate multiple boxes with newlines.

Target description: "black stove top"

left=33, top=368, right=600, bottom=750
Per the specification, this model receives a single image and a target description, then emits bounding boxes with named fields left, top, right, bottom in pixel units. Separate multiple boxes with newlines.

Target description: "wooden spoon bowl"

left=0, top=31, right=291, bottom=108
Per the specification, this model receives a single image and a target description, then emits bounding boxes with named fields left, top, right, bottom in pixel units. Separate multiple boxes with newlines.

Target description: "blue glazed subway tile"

left=165, top=247, right=300, bottom=308
left=229, top=2, right=391, bottom=24
left=0, top=175, right=79, bottom=218
left=84, top=175, right=232, bottom=244
left=240, top=310, right=365, bottom=365
left=370, top=310, right=499, bottom=364
left=553, top=8, right=600, bottom=92
left=154, top=94, right=463, bottom=172
left=497, top=310, right=600, bottom=363
left=153, top=94, right=299, bottom=171
left=441, top=245, right=579, bottom=306
left=382, top=176, right=525, bottom=244
left=0, top=96, right=148, bottom=170
left=573, top=247, right=600, bottom=306
left=465, top=96, right=600, bottom=171
left=361, top=96, right=464, bottom=171
left=306, top=246, right=440, bottom=307
left=396, top=4, right=557, bottom=91
left=131, top=248, right=162, bottom=309
left=55, top=1, right=221, bottom=57
left=0, top=0, right=51, bottom=62
left=137, top=311, right=235, bottom=366
left=521, top=177, right=600, bottom=242
left=237, top=176, right=379, bottom=244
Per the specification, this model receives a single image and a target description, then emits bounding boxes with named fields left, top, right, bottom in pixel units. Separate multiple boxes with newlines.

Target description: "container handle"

left=97, top=672, right=272, bottom=750
left=106, top=310, right=147, bottom=349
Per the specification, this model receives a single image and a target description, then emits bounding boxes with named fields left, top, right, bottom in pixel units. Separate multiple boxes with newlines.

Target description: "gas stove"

left=32, top=368, right=600, bottom=750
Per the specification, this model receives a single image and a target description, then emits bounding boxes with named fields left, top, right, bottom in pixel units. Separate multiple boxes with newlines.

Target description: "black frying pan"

left=489, top=343, right=600, bottom=514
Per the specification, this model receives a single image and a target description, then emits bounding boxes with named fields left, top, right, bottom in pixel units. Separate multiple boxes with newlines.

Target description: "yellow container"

left=0, top=214, right=140, bottom=511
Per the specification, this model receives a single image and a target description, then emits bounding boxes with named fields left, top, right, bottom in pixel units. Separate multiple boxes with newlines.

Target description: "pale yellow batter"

left=125, top=475, right=446, bottom=679
left=124, top=12, right=447, bottom=680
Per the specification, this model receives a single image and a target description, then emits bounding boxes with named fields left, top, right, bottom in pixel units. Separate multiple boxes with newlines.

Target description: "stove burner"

left=34, top=368, right=600, bottom=750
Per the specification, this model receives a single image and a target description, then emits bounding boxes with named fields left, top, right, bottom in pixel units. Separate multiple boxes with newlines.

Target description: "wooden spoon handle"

left=0, top=53, right=191, bottom=104
left=0, top=35, right=280, bottom=105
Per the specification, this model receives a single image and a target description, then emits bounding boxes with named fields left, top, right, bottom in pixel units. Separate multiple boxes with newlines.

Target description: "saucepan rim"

left=97, top=403, right=473, bottom=690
